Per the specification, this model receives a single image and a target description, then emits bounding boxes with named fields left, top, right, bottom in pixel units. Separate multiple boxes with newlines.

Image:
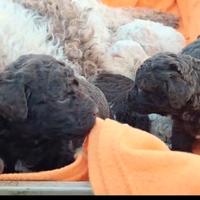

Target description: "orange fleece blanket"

left=1, top=0, right=200, bottom=195
left=1, top=118, right=200, bottom=195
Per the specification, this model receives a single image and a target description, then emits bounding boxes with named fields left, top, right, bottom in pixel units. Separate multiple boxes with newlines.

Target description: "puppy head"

left=1, top=54, right=98, bottom=172
left=131, top=52, right=197, bottom=115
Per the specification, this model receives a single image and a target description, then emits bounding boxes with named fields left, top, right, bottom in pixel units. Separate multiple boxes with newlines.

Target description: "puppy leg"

left=171, top=123, right=194, bottom=152
left=0, top=158, right=4, bottom=173
left=129, top=112, right=150, bottom=133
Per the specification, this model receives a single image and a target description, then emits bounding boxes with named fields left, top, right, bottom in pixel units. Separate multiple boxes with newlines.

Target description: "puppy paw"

left=0, top=158, right=4, bottom=173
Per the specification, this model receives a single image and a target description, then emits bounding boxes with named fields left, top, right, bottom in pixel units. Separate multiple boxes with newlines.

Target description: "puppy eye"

left=163, top=82, right=168, bottom=91
left=24, top=85, right=31, bottom=100
left=138, top=88, right=143, bottom=94
left=34, top=140, right=39, bottom=145
left=169, top=64, right=178, bottom=70
left=72, top=79, right=79, bottom=86
left=58, top=61, right=65, bottom=66
left=169, top=63, right=177, bottom=68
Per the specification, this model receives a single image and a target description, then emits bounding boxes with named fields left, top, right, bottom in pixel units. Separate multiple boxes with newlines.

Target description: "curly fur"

left=0, top=54, right=100, bottom=173
left=14, top=0, right=184, bottom=79
left=113, top=19, right=185, bottom=56
left=78, top=76, right=110, bottom=119
left=0, top=0, right=75, bottom=73
left=132, top=52, right=200, bottom=152
left=92, top=73, right=150, bottom=132
left=104, top=40, right=149, bottom=79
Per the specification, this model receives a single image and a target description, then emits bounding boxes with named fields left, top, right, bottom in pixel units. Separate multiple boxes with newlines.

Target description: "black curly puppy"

left=130, top=52, right=200, bottom=152
left=92, top=73, right=150, bottom=132
left=0, top=54, right=99, bottom=173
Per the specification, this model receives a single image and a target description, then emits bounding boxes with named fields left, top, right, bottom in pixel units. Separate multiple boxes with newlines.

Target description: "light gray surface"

left=0, top=181, right=93, bottom=195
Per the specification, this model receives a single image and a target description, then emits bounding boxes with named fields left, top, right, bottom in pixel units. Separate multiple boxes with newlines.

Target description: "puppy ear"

left=164, top=54, right=197, bottom=109
left=167, top=77, right=194, bottom=109
left=0, top=78, right=28, bottom=121
left=176, top=54, right=198, bottom=85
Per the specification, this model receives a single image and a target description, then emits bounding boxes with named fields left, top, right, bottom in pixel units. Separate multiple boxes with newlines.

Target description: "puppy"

left=0, top=54, right=99, bottom=173
left=92, top=73, right=150, bottom=132
left=14, top=0, right=183, bottom=80
left=113, top=19, right=185, bottom=56
left=92, top=73, right=173, bottom=145
left=131, top=52, right=200, bottom=152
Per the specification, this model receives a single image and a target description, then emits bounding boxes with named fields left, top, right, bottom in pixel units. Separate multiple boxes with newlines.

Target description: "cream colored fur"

left=16, top=0, right=185, bottom=80
left=114, top=19, right=185, bottom=56
left=0, top=0, right=72, bottom=72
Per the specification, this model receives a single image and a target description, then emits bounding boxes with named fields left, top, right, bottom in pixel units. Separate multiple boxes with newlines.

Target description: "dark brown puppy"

left=92, top=73, right=150, bottom=132
left=131, top=52, right=200, bottom=152
left=0, top=54, right=99, bottom=173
